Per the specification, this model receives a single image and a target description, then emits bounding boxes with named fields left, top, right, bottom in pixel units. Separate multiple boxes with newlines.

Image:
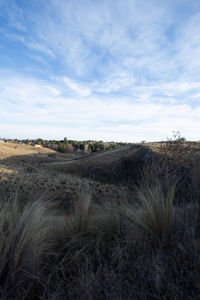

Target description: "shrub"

left=159, top=131, right=188, bottom=164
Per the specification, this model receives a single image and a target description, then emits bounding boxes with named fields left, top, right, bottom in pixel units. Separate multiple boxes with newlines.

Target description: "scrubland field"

left=0, top=138, right=200, bottom=299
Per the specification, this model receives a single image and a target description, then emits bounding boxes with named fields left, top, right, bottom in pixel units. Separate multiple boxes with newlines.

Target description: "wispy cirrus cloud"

left=0, top=73, right=200, bottom=141
left=0, top=0, right=200, bottom=141
left=63, top=77, right=91, bottom=97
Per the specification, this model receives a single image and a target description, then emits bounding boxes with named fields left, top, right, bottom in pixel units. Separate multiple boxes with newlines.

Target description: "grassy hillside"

left=0, top=140, right=55, bottom=159
left=0, top=140, right=200, bottom=299
left=0, top=141, right=134, bottom=207
left=44, top=144, right=148, bottom=184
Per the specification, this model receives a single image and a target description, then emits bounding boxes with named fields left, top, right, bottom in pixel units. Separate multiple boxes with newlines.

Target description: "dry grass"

left=51, top=185, right=92, bottom=243
left=0, top=177, right=200, bottom=298
left=124, top=183, right=175, bottom=239
left=0, top=139, right=200, bottom=298
left=0, top=190, right=53, bottom=297
left=44, top=144, right=140, bottom=183
left=0, top=141, right=55, bottom=160
left=0, top=141, right=135, bottom=209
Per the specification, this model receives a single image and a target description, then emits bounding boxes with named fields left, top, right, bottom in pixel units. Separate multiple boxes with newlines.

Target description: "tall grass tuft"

left=47, top=185, right=92, bottom=267
left=125, top=183, right=176, bottom=239
left=53, top=184, right=91, bottom=240
left=0, top=192, right=52, bottom=294
left=91, top=203, right=123, bottom=242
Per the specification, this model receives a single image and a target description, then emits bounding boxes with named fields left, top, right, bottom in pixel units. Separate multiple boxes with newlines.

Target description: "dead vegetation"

left=0, top=177, right=200, bottom=299
left=0, top=140, right=55, bottom=160
left=0, top=136, right=200, bottom=299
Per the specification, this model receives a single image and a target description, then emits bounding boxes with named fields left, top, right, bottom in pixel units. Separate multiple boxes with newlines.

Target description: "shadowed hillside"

left=1, top=140, right=200, bottom=298
left=0, top=142, right=135, bottom=207
left=44, top=144, right=154, bottom=185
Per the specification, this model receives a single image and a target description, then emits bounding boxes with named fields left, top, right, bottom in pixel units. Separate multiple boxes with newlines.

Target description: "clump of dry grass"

left=90, top=202, right=124, bottom=245
left=120, top=182, right=175, bottom=239
left=1, top=170, right=200, bottom=299
left=51, top=185, right=91, bottom=241
left=124, top=182, right=176, bottom=240
left=46, top=186, right=125, bottom=277
left=0, top=191, right=53, bottom=296
left=45, top=185, right=93, bottom=270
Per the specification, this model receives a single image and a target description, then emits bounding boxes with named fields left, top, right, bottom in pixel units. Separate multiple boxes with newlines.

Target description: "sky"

left=0, top=0, right=200, bottom=142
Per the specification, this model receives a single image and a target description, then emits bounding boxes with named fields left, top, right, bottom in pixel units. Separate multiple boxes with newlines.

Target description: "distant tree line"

left=0, top=137, right=129, bottom=154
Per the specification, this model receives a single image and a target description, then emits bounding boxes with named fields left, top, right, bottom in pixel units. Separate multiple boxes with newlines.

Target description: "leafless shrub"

left=158, top=131, right=190, bottom=164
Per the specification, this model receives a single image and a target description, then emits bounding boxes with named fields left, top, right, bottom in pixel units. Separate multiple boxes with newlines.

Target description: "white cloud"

left=0, top=72, right=200, bottom=141
left=94, top=73, right=136, bottom=93
left=1, top=1, right=200, bottom=141
left=63, top=77, right=91, bottom=97
left=26, top=41, right=56, bottom=58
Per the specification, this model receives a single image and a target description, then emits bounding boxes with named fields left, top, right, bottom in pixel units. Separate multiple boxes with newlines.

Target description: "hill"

left=0, top=140, right=56, bottom=159
left=0, top=141, right=135, bottom=206
left=44, top=144, right=153, bottom=185
left=1, top=139, right=200, bottom=298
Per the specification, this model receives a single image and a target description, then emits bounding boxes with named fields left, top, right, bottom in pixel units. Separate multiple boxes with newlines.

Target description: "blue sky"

left=0, top=0, right=200, bottom=142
